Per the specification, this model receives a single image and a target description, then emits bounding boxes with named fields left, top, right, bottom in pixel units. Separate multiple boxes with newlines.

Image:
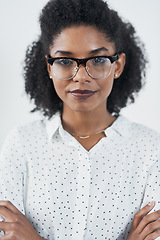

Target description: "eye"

left=55, top=58, right=73, bottom=66
left=91, top=57, right=107, bottom=64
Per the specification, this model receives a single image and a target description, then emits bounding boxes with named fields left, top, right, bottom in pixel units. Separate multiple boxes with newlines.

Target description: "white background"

left=0, top=0, right=160, bottom=149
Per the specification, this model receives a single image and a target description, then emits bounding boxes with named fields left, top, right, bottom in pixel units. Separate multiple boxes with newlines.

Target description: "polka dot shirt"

left=0, top=114, right=160, bottom=240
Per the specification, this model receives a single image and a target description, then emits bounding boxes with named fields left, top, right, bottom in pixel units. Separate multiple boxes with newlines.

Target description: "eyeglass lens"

left=51, top=57, right=112, bottom=80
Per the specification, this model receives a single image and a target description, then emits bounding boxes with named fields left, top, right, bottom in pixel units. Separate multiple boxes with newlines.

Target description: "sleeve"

left=0, top=129, right=27, bottom=236
left=140, top=149, right=160, bottom=240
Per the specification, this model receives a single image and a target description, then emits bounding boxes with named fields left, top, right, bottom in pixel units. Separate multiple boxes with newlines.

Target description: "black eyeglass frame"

left=47, top=54, right=119, bottom=66
left=47, top=54, right=119, bottom=80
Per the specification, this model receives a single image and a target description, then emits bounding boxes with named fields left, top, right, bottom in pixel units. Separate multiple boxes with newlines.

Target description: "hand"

left=127, top=201, right=160, bottom=240
left=0, top=201, right=46, bottom=240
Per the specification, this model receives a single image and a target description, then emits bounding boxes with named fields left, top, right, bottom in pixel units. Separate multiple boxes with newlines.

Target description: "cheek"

left=103, top=64, right=116, bottom=94
left=101, top=77, right=114, bottom=98
left=52, top=79, right=67, bottom=101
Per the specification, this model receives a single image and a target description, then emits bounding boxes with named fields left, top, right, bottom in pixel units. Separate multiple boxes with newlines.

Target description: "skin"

left=127, top=201, right=160, bottom=240
left=47, top=25, right=125, bottom=151
left=0, top=25, right=160, bottom=239
left=0, top=201, right=46, bottom=240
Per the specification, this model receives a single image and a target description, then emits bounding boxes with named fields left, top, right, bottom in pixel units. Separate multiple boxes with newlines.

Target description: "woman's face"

left=47, top=25, right=125, bottom=114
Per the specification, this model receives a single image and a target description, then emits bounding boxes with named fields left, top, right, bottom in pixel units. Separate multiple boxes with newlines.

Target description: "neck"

left=62, top=106, right=116, bottom=137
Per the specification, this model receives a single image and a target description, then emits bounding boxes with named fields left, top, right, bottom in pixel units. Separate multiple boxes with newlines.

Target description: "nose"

left=72, top=65, right=91, bottom=83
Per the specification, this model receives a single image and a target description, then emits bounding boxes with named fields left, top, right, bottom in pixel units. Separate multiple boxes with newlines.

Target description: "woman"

left=0, top=0, right=160, bottom=239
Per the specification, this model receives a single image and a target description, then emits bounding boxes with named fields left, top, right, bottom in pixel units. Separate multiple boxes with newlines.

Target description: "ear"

left=45, top=55, right=52, bottom=79
left=114, top=53, right=126, bottom=79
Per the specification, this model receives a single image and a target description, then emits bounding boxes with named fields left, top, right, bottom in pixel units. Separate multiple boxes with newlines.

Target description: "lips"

left=68, top=89, right=98, bottom=99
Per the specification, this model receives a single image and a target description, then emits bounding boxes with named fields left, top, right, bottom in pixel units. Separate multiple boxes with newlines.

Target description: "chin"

left=64, top=100, right=106, bottom=114
left=69, top=104, right=99, bottom=113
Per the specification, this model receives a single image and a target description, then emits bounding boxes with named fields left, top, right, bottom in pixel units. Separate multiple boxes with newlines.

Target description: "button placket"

left=72, top=151, right=91, bottom=240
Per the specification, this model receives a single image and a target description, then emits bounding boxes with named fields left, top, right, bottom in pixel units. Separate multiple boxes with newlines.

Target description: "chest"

left=24, top=141, right=151, bottom=239
left=25, top=143, right=149, bottom=214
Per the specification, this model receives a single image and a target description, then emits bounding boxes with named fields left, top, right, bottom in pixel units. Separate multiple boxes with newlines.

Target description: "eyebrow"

left=54, top=50, right=72, bottom=55
left=90, top=47, right=109, bottom=54
left=54, top=47, right=109, bottom=56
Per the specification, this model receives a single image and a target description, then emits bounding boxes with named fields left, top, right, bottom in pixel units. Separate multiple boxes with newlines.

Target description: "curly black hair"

left=24, top=0, right=148, bottom=118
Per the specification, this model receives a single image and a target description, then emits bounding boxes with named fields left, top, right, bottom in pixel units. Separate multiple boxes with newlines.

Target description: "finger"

left=0, top=201, right=22, bottom=215
left=140, top=219, right=160, bottom=239
left=0, top=232, right=15, bottom=240
left=137, top=210, right=160, bottom=233
left=0, top=234, right=9, bottom=240
left=0, top=222, right=13, bottom=233
left=0, top=206, right=17, bottom=222
left=144, top=229, right=160, bottom=240
left=132, top=201, right=155, bottom=229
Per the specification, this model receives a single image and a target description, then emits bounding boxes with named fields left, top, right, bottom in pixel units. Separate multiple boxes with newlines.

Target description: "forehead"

left=50, top=25, right=115, bottom=57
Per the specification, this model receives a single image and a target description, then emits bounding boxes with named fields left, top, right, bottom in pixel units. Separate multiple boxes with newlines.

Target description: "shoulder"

left=118, top=115, right=160, bottom=140
left=1, top=113, right=61, bottom=152
left=119, top=115, right=160, bottom=155
left=127, top=117, right=160, bottom=142
left=4, top=119, right=46, bottom=143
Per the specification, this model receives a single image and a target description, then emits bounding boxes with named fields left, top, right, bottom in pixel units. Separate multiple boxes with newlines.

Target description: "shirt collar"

left=46, top=113, right=131, bottom=142
left=46, top=113, right=62, bottom=142
left=105, top=115, right=131, bottom=138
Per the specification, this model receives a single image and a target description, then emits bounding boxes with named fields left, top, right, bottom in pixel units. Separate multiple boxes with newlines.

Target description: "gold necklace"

left=70, top=129, right=106, bottom=139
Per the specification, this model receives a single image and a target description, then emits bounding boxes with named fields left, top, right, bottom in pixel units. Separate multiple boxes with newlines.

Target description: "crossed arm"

left=0, top=201, right=47, bottom=240
left=0, top=201, right=160, bottom=240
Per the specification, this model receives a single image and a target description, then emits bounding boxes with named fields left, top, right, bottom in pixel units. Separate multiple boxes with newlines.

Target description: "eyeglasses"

left=47, top=54, right=118, bottom=80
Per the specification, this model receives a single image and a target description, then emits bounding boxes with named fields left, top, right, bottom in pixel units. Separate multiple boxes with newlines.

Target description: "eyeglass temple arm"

left=47, top=55, right=54, bottom=65
left=108, top=54, right=119, bottom=63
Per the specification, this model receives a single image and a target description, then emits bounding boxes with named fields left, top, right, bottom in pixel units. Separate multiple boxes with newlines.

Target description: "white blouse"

left=0, top=114, right=160, bottom=240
